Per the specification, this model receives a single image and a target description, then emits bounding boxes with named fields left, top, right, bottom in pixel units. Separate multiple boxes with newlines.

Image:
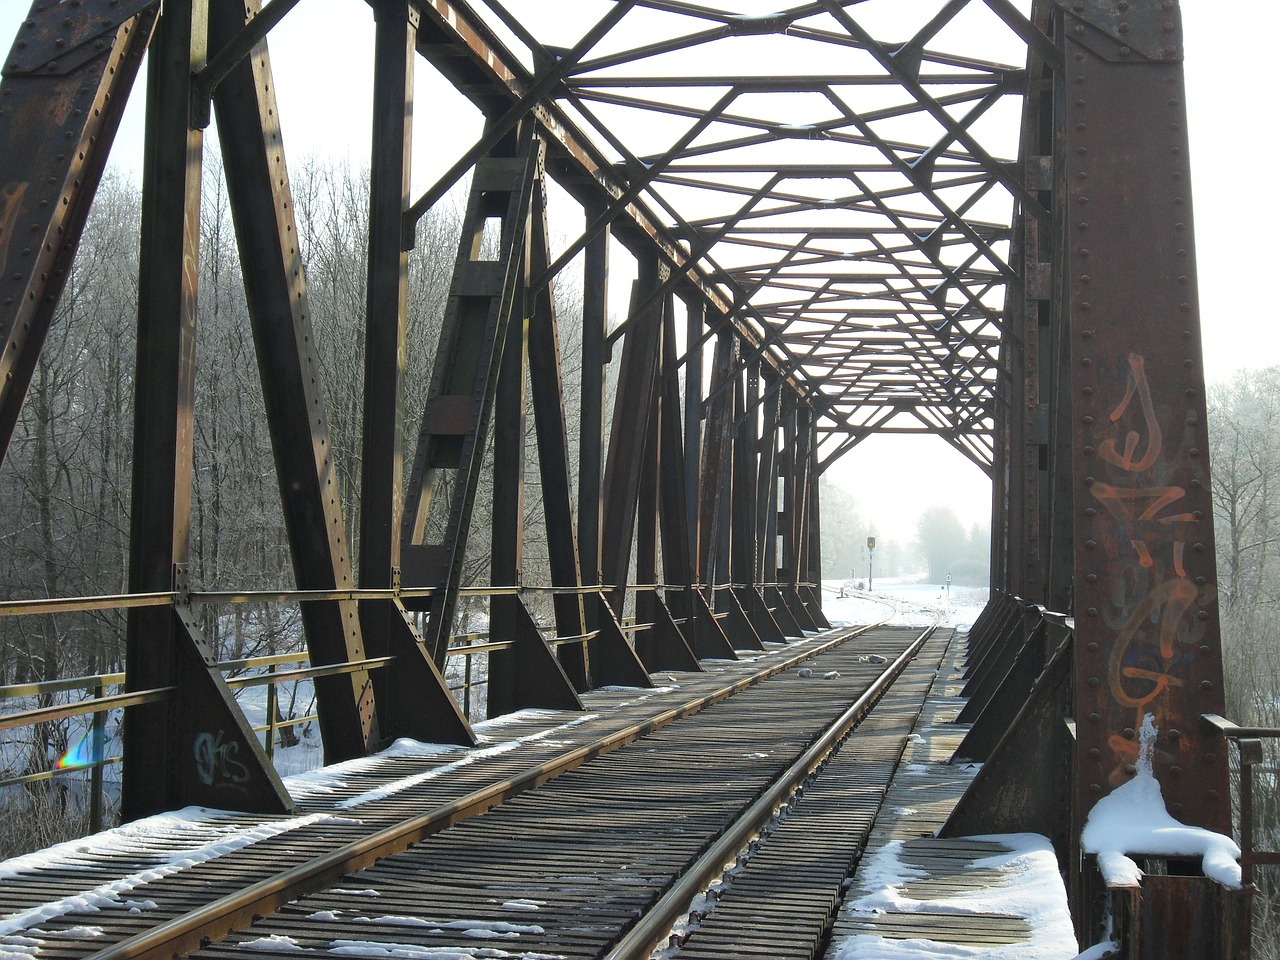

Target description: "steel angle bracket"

left=3, top=0, right=158, bottom=76
left=1052, top=0, right=1184, bottom=62
left=166, top=605, right=297, bottom=814
left=587, top=594, right=654, bottom=690
left=487, top=598, right=584, bottom=718
left=940, top=634, right=1073, bottom=861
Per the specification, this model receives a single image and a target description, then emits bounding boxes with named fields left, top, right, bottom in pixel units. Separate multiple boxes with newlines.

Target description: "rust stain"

left=0, top=181, right=28, bottom=279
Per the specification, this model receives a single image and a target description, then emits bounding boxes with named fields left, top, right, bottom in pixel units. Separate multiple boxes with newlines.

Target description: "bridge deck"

left=1, top=628, right=872, bottom=952
left=0, top=622, right=1078, bottom=960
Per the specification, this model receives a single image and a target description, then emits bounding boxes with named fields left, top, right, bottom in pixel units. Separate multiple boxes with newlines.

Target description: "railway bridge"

left=0, top=1, right=1265, bottom=957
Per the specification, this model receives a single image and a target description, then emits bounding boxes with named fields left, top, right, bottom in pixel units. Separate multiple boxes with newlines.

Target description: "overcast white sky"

left=0, top=1, right=1273, bottom=547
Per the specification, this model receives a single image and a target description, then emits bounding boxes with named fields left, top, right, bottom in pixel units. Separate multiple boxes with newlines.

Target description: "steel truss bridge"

left=0, top=0, right=1261, bottom=956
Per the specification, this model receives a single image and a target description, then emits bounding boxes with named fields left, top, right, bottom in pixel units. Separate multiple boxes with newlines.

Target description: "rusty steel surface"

left=0, top=1, right=157, bottom=461
left=1063, top=0, right=1228, bottom=832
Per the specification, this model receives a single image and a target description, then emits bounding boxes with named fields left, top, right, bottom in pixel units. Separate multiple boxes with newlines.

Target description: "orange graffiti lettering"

left=1099, top=353, right=1162, bottom=472
left=1108, top=575, right=1198, bottom=708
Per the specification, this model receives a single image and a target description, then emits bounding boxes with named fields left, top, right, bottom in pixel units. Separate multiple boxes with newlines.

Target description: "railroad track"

left=13, top=611, right=948, bottom=960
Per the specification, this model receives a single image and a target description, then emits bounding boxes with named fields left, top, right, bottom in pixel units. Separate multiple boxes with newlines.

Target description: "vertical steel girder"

left=698, top=330, right=737, bottom=589
left=578, top=197, right=608, bottom=595
left=209, top=0, right=378, bottom=764
left=577, top=201, right=650, bottom=689
left=999, top=1, right=1057, bottom=606
left=486, top=148, right=583, bottom=716
left=358, top=0, right=473, bottom=748
left=124, top=0, right=291, bottom=819
left=1062, top=0, right=1228, bottom=833
left=526, top=182, right=591, bottom=691
left=398, top=121, right=538, bottom=668
left=659, top=303, right=737, bottom=661
left=601, top=253, right=666, bottom=619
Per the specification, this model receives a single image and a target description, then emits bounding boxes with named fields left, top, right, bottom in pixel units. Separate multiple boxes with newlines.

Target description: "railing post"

left=463, top=653, right=472, bottom=720
left=266, top=663, right=278, bottom=761
left=89, top=678, right=105, bottom=834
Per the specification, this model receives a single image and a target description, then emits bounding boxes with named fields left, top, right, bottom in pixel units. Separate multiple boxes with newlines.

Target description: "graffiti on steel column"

left=0, top=182, right=28, bottom=277
left=193, top=729, right=251, bottom=791
left=1088, top=353, right=1209, bottom=788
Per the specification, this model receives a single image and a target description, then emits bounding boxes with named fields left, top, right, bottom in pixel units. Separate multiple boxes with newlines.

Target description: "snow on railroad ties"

left=284, top=711, right=600, bottom=809
left=832, top=833, right=1079, bottom=960
left=0, top=809, right=352, bottom=940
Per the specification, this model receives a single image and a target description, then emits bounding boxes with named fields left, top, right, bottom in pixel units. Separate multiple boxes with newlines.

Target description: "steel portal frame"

left=0, top=0, right=1240, bottom=950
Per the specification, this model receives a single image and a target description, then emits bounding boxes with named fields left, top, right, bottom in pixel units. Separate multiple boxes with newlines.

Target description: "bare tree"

left=1209, top=366, right=1280, bottom=959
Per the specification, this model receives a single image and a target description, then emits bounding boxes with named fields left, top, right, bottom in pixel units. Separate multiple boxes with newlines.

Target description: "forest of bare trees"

left=1209, top=368, right=1280, bottom=957
left=0, top=158, right=465, bottom=687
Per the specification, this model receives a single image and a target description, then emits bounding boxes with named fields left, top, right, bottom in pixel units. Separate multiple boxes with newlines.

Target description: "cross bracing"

left=403, top=0, right=1041, bottom=472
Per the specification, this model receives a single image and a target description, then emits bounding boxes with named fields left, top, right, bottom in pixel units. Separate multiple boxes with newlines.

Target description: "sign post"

left=866, top=536, right=876, bottom=592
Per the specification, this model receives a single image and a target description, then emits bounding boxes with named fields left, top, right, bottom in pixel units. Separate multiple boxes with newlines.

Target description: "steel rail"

left=602, top=618, right=937, bottom=959
left=84, top=609, right=897, bottom=960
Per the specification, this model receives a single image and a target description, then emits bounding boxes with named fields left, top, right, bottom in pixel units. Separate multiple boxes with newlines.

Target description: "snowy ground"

left=820, top=578, right=988, bottom=632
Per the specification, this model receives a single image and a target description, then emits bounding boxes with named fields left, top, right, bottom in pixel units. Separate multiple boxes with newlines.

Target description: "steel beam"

left=358, top=0, right=473, bottom=747
left=487, top=213, right=583, bottom=715
left=209, top=0, right=378, bottom=763
left=526, top=181, right=590, bottom=690
left=1061, top=0, right=1228, bottom=833
left=0, top=0, right=158, bottom=464
left=601, top=254, right=665, bottom=618
left=399, top=123, right=539, bottom=671
left=123, top=0, right=291, bottom=819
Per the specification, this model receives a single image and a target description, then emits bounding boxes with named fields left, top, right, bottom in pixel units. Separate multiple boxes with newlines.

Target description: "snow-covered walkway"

left=824, top=620, right=1081, bottom=960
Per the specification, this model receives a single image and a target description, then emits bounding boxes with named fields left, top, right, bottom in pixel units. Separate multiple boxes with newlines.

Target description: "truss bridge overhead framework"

left=0, top=1, right=1260, bottom=957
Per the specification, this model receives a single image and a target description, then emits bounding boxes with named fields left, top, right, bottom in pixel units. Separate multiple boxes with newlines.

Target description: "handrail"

left=0, top=579, right=820, bottom=618
left=0, top=592, right=175, bottom=617
left=223, top=657, right=395, bottom=689
left=1, top=671, right=128, bottom=699
left=0, top=578, right=826, bottom=807
left=0, top=687, right=175, bottom=731
left=1202, top=713, right=1280, bottom=887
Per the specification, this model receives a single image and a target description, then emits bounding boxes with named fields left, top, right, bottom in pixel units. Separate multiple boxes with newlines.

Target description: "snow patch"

left=1074, top=940, right=1120, bottom=960
left=284, top=714, right=598, bottom=809
left=0, top=935, right=41, bottom=960
left=835, top=834, right=1078, bottom=959
left=243, top=934, right=305, bottom=952
left=328, top=942, right=565, bottom=959
left=1081, top=715, right=1241, bottom=888
left=351, top=917, right=543, bottom=939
